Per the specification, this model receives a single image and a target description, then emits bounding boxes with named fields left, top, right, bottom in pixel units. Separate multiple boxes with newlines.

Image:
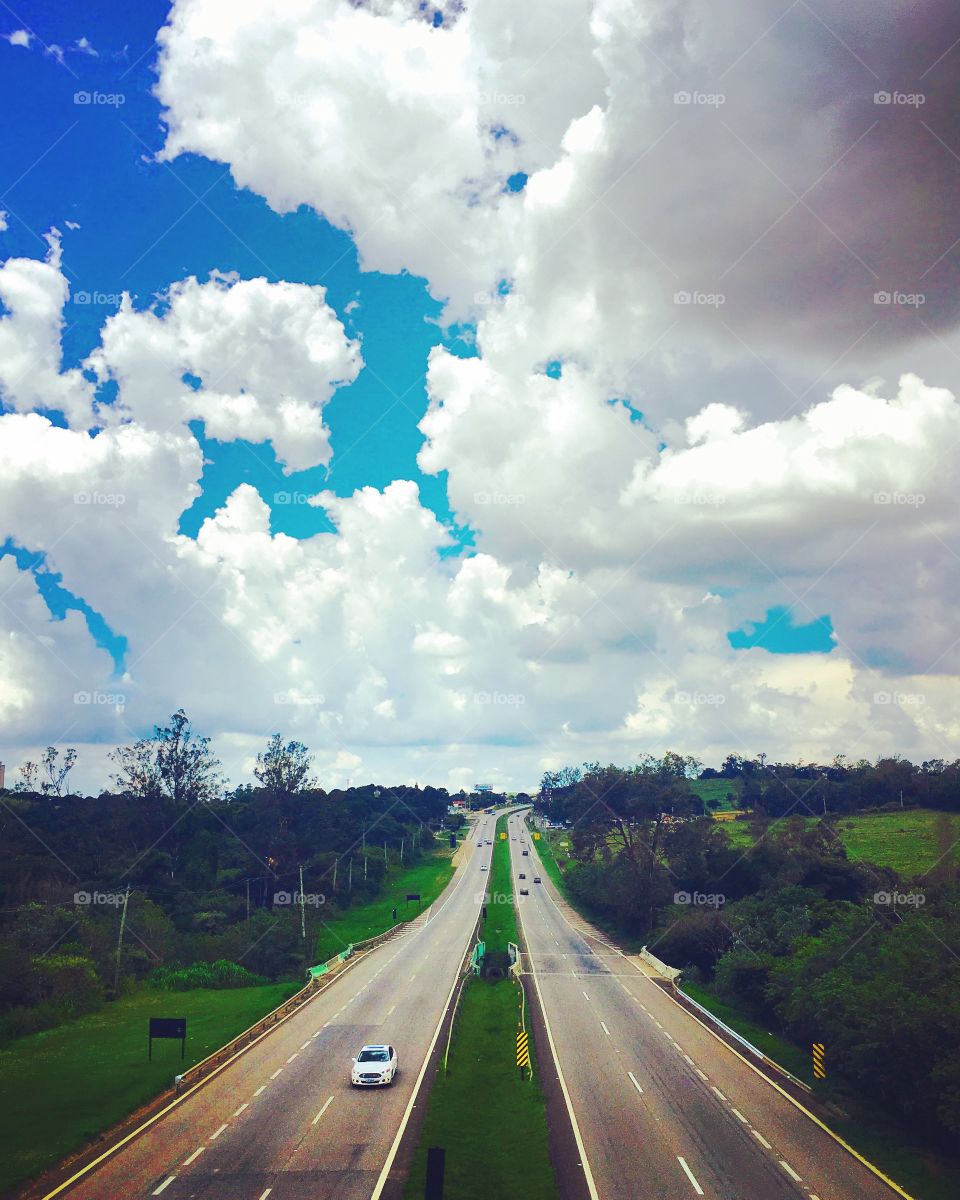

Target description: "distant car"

left=480, top=864, right=488, bottom=871
left=518, top=872, right=526, bottom=879
left=486, top=840, right=493, bottom=845
left=351, top=1044, right=398, bottom=1087
left=534, top=876, right=542, bottom=883
left=522, top=850, right=529, bottom=856
left=520, top=888, right=529, bottom=896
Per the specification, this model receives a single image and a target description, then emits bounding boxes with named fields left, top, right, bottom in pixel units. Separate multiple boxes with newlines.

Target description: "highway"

left=508, top=810, right=904, bottom=1200
left=46, top=815, right=498, bottom=1200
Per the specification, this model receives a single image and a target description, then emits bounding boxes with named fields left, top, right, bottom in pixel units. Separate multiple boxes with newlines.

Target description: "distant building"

left=475, top=783, right=492, bottom=793
left=0, top=761, right=4, bottom=790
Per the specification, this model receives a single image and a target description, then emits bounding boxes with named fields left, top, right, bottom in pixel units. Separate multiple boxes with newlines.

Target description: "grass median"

left=403, top=815, right=559, bottom=1200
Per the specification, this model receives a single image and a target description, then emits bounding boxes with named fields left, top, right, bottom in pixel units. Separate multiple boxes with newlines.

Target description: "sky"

left=2, top=0, right=960, bottom=794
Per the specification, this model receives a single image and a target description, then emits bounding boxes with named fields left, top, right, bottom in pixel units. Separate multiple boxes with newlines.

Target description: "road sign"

left=149, top=1017, right=186, bottom=1060
left=516, top=1029, right=531, bottom=1070
left=812, top=1042, right=826, bottom=1078
left=500, top=831, right=507, bottom=840
left=532, top=831, right=541, bottom=840
left=406, top=893, right=421, bottom=902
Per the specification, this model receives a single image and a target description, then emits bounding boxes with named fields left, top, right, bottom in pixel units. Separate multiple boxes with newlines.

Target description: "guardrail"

left=173, top=919, right=413, bottom=1094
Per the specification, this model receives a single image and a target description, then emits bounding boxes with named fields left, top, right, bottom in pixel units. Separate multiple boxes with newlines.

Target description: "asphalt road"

left=509, top=811, right=904, bottom=1200
left=49, top=816, right=498, bottom=1200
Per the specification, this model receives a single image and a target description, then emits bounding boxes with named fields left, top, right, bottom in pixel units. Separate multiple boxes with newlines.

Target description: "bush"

left=148, top=959, right=266, bottom=991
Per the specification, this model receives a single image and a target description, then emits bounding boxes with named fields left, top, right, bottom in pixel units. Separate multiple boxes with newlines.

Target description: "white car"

left=351, top=1044, right=398, bottom=1086
left=480, top=863, right=488, bottom=871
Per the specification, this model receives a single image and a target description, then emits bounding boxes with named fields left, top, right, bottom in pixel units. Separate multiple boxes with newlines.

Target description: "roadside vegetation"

left=0, top=980, right=298, bottom=1197
left=403, top=815, right=559, bottom=1200
left=537, top=756, right=960, bottom=1200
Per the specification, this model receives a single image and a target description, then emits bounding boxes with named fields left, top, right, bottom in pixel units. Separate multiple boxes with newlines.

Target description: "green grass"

left=530, top=829, right=567, bottom=894
left=689, top=778, right=743, bottom=811
left=485, top=816, right=519, bottom=949
left=312, top=844, right=459, bottom=963
left=717, top=809, right=960, bottom=876
left=679, top=980, right=813, bottom=1083
left=402, top=821, right=557, bottom=1200
left=0, top=981, right=298, bottom=1198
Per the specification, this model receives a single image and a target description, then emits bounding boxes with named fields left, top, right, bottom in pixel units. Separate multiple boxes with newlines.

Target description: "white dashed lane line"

left=183, top=1147, right=205, bottom=1166
left=730, top=1108, right=748, bottom=1124
left=232, top=1103, right=248, bottom=1117
left=301, top=1040, right=311, bottom=1049
left=677, top=1156, right=704, bottom=1195
left=779, top=1160, right=802, bottom=1183
left=270, top=1069, right=283, bottom=1080
left=152, top=1177, right=176, bottom=1195
left=711, top=1086, right=727, bottom=1101
left=628, top=1071, right=644, bottom=1095
left=258, top=1190, right=272, bottom=1200
left=752, top=1130, right=773, bottom=1150
left=286, top=1053, right=299, bottom=1063
left=312, top=1096, right=335, bottom=1125
left=695, top=1069, right=708, bottom=1081
left=209, top=1124, right=229, bottom=1141
left=253, top=1085, right=267, bottom=1096
left=600, top=1021, right=611, bottom=1036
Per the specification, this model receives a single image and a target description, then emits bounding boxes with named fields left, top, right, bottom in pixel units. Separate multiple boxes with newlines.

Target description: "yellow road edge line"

left=523, top=814, right=917, bottom=1200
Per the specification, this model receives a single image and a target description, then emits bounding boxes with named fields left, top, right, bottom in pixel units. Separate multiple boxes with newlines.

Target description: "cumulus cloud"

left=87, top=273, right=362, bottom=471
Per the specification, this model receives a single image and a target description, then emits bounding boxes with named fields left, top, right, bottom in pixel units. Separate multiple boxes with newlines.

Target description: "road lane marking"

left=731, top=1107, right=748, bottom=1123
left=210, top=1123, right=228, bottom=1140
left=152, top=1178, right=176, bottom=1195
left=254, top=1085, right=267, bottom=1096
left=312, top=1095, right=335, bottom=1125
left=301, top=1040, right=311, bottom=1049
left=628, top=1071, right=644, bottom=1095
left=386, top=1004, right=396, bottom=1016
left=286, top=1053, right=299, bottom=1063
left=600, top=1021, right=611, bottom=1036
left=677, top=1157, right=704, bottom=1195
left=683, top=1054, right=694, bottom=1065
left=780, top=1160, right=802, bottom=1182
left=695, top=1069, right=708, bottom=1080
left=582, top=990, right=590, bottom=1000
left=752, top=1130, right=772, bottom=1149
left=183, top=1147, right=205, bottom=1165
left=711, top=1086, right=727, bottom=1101
left=410, top=974, right=417, bottom=981
left=270, top=1068, right=283, bottom=1079
left=258, top=1191, right=272, bottom=1200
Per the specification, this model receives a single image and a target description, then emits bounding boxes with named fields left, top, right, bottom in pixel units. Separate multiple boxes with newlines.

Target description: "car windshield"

left=358, top=1049, right=389, bottom=1063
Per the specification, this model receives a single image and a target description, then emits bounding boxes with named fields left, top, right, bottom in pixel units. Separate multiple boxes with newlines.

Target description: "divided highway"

left=509, top=810, right=906, bottom=1200
left=44, top=816, right=499, bottom=1200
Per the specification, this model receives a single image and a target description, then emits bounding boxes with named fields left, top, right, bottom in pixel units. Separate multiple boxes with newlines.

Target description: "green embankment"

left=1, top=842, right=462, bottom=1199
left=403, top=814, right=559, bottom=1200
left=0, top=982, right=298, bottom=1198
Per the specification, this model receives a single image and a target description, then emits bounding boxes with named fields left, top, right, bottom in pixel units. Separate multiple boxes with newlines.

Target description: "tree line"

left=537, top=757, right=960, bottom=1151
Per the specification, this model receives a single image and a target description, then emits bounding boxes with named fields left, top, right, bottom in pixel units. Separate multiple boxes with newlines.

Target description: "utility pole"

left=364, top=855, right=368, bottom=881
left=299, top=865, right=306, bottom=943
left=113, top=885, right=130, bottom=996
left=400, top=838, right=404, bottom=864
left=332, top=858, right=338, bottom=892
left=384, top=841, right=388, bottom=866
left=246, top=879, right=250, bottom=921
left=348, top=857, right=353, bottom=892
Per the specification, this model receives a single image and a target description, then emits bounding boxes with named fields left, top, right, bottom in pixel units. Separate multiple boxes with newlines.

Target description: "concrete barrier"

left=638, top=946, right=683, bottom=982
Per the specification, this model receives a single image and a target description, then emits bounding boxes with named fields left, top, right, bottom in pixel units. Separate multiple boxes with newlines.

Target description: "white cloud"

left=4, top=30, right=31, bottom=49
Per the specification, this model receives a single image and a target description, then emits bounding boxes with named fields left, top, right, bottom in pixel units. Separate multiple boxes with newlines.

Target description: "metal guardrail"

left=677, top=987, right=812, bottom=1094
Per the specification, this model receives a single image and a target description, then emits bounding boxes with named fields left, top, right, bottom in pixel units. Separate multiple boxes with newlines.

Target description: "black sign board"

left=406, top=893, right=421, bottom=902
left=149, top=1017, right=186, bottom=1060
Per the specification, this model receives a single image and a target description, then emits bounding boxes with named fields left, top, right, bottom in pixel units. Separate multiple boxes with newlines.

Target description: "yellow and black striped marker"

left=812, top=1042, right=826, bottom=1079
left=517, top=1029, right=531, bottom=1070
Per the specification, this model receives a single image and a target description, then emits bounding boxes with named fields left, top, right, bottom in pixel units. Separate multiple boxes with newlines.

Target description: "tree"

left=111, top=710, right=223, bottom=806
left=41, top=747, right=77, bottom=797
left=14, top=760, right=38, bottom=793
left=254, top=735, right=315, bottom=796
